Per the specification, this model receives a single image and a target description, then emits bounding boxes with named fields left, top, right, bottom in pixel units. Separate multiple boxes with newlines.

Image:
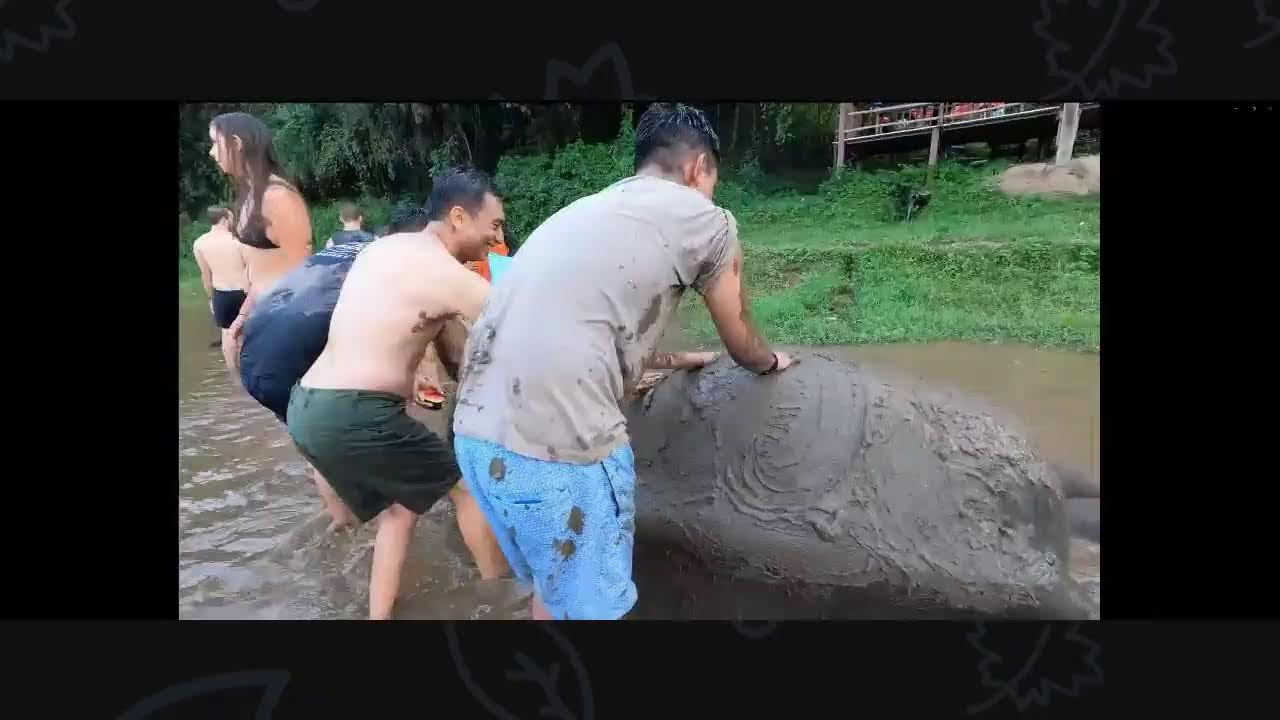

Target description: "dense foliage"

left=178, top=102, right=1100, bottom=351
left=178, top=102, right=838, bottom=222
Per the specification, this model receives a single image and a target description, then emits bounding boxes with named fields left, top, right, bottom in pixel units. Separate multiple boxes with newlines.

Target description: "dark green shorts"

left=287, top=385, right=459, bottom=522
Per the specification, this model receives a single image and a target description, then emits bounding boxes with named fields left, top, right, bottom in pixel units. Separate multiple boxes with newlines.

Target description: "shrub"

left=495, top=108, right=635, bottom=244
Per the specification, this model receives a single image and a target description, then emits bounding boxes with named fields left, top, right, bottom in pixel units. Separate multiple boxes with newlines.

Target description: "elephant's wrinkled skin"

left=624, top=353, right=1098, bottom=619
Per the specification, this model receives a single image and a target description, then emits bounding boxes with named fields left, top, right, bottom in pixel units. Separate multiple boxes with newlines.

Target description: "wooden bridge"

left=833, top=102, right=1100, bottom=180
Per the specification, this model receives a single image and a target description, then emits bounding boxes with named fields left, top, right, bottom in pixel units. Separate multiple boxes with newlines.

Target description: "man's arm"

left=192, top=240, right=214, bottom=304
left=700, top=248, right=792, bottom=374
left=428, top=267, right=493, bottom=383
left=449, top=267, right=492, bottom=323
left=434, top=318, right=470, bottom=382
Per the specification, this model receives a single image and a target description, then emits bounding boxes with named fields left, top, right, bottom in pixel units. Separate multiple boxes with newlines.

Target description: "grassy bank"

left=178, top=158, right=1099, bottom=352
left=679, top=161, right=1099, bottom=351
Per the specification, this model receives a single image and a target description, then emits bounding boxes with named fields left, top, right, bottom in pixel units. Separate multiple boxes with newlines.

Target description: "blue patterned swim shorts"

left=454, top=434, right=638, bottom=620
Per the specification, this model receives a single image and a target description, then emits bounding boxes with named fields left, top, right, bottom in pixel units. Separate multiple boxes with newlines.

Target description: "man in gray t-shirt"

left=452, top=104, right=795, bottom=620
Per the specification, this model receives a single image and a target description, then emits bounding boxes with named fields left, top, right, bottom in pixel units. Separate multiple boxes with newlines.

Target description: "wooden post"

left=926, top=102, right=944, bottom=190
left=834, top=103, right=849, bottom=174
left=1054, top=102, right=1081, bottom=165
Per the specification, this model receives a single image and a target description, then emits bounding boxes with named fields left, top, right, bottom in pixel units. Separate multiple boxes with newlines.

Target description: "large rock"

left=625, top=352, right=1096, bottom=619
left=999, top=155, right=1100, bottom=196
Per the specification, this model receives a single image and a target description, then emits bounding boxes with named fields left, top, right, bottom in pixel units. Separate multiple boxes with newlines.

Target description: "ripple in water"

left=179, top=324, right=501, bottom=619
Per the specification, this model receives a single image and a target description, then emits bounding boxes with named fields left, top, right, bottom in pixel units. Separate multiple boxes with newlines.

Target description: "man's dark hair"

left=634, top=103, right=721, bottom=174
left=386, top=202, right=431, bottom=234
left=206, top=206, right=233, bottom=225
left=426, top=167, right=500, bottom=222
left=338, top=201, right=363, bottom=223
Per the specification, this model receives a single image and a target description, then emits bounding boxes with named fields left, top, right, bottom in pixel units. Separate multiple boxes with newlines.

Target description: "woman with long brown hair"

left=206, top=113, right=353, bottom=534
left=206, top=112, right=313, bottom=363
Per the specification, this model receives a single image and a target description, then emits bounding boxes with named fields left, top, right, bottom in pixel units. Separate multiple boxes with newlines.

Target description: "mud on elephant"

left=624, top=352, right=1099, bottom=620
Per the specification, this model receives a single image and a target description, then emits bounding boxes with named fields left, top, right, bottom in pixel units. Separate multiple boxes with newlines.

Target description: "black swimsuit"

left=210, top=289, right=248, bottom=329
left=234, top=179, right=299, bottom=250
left=329, top=229, right=376, bottom=247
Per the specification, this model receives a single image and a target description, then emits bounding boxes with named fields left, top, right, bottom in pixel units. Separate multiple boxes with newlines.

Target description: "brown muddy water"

left=179, top=295, right=1099, bottom=620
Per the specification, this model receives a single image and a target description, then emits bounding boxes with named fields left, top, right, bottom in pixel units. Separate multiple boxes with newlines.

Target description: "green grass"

left=683, top=160, right=1100, bottom=351
left=178, top=159, right=1100, bottom=352
left=678, top=238, right=1099, bottom=351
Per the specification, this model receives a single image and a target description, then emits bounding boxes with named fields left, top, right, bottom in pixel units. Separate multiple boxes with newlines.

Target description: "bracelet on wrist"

left=759, top=352, right=779, bottom=375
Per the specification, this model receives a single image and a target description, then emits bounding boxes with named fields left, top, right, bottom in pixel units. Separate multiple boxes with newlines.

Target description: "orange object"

left=414, top=384, right=445, bottom=410
left=466, top=238, right=510, bottom=282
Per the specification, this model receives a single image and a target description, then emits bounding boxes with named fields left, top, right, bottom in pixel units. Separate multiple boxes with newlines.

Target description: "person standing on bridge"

left=451, top=103, right=795, bottom=621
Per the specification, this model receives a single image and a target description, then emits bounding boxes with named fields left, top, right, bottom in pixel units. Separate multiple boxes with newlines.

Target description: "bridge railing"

left=837, top=102, right=1065, bottom=145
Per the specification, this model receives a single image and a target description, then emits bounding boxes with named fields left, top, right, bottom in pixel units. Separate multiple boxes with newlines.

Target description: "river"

left=178, top=294, right=1099, bottom=620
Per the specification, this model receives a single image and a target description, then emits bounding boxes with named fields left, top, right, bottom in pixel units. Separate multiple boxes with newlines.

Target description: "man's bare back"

left=301, top=231, right=489, bottom=397
left=193, top=228, right=247, bottom=291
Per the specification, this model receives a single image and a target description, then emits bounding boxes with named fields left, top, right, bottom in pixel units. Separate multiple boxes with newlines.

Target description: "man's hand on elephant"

left=635, top=371, right=668, bottom=395
left=771, top=351, right=796, bottom=373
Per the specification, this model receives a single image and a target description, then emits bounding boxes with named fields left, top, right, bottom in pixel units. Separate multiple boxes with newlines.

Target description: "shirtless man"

left=325, top=202, right=376, bottom=249
left=192, top=206, right=248, bottom=374
left=414, top=217, right=514, bottom=410
left=452, top=104, right=794, bottom=621
left=237, top=205, right=432, bottom=531
left=287, top=168, right=508, bottom=620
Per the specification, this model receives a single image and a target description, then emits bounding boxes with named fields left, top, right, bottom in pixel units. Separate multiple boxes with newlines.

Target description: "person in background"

left=451, top=103, right=795, bottom=621
left=385, top=202, right=431, bottom=235
left=208, top=112, right=313, bottom=370
left=287, top=168, right=509, bottom=619
left=326, top=202, right=376, bottom=248
left=192, top=206, right=248, bottom=374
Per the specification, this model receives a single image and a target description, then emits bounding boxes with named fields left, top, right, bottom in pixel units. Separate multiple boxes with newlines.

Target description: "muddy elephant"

left=624, top=352, right=1098, bottom=620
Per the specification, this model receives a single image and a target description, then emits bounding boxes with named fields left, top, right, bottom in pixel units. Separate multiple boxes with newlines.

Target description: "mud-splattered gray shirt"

left=453, top=174, right=741, bottom=464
